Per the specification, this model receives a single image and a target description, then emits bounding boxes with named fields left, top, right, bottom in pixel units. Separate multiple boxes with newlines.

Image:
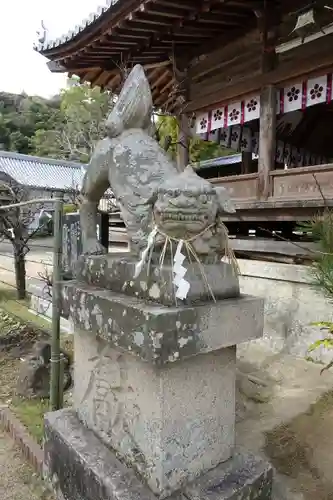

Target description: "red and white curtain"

left=192, top=73, right=332, bottom=166
left=194, top=73, right=332, bottom=133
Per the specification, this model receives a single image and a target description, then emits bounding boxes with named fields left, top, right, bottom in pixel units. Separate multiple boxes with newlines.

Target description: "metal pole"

left=58, top=353, right=65, bottom=409
left=50, top=193, right=64, bottom=411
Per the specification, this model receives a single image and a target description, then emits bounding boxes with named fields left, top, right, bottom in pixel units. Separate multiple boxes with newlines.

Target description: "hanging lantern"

left=290, top=2, right=333, bottom=42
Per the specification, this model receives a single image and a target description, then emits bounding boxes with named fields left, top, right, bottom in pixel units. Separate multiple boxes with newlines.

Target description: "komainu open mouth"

left=161, top=208, right=209, bottom=220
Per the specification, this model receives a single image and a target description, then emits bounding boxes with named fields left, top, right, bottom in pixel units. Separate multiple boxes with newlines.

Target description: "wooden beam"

left=163, top=94, right=178, bottom=112
left=186, top=24, right=258, bottom=62
left=177, top=114, right=190, bottom=171
left=121, top=0, right=222, bottom=68
left=151, top=69, right=170, bottom=90
left=91, top=69, right=116, bottom=87
left=105, top=73, right=121, bottom=90
left=154, top=0, right=197, bottom=10
left=191, top=49, right=260, bottom=93
left=258, top=86, right=277, bottom=199
left=256, top=5, right=279, bottom=73
left=142, top=4, right=185, bottom=18
left=187, top=4, right=288, bottom=74
left=106, top=30, right=150, bottom=40
left=187, top=32, right=333, bottom=113
left=144, top=60, right=171, bottom=70
left=48, top=62, right=102, bottom=74
left=80, top=69, right=101, bottom=83
left=189, top=29, right=261, bottom=80
left=154, top=90, right=172, bottom=106
left=159, top=78, right=174, bottom=95
left=129, top=13, right=173, bottom=26
left=193, top=16, right=243, bottom=27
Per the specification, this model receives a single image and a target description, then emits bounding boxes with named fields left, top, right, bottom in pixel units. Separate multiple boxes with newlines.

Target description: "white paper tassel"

left=173, top=240, right=190, bottom=300
left=133, top=226, right=158, bottom=279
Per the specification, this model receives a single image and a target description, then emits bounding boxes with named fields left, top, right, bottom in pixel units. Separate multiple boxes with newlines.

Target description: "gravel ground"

left=0, top=430, right=53, bottom=500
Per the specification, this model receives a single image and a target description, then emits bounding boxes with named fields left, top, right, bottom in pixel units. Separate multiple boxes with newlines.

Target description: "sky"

left=0, top=0, right=106, bottom=98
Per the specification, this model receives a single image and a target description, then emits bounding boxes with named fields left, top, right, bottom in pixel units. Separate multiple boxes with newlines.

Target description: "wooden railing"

left=210, top=163, right=333, bottom=202
left=270, top=164, right=333, bottom=200
left=210, top=173, right=258, bottom=200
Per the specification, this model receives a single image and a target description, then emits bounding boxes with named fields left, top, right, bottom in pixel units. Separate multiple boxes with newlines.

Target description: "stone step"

left=62, top=281, right=263, bottom=366
left=45, top=409, right=273, bottom=500
left=75, top=253, right=240, bottom=306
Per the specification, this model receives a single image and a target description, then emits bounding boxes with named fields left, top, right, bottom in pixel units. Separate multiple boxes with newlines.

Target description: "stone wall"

left=238, top=259, right=333, bottom=364
left=28, top=281, right=73, bottom=334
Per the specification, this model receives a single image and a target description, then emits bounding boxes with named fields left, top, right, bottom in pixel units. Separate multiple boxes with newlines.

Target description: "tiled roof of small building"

left=194, top=152, right=259, bottom=170
left=0, top=150, right=86, bottom=191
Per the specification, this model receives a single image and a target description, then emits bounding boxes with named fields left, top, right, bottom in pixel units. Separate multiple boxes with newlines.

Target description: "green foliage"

left=300, top=211, right=333, bottom=297
left=1, top=80, right=236, bottom=166
left=30, top=80, right=111, bottom=163
left=0, top=79, right=111, bottom=163
left=155, top=115, right=235, bottom=164
left=155, top=115, right=178, bottom=158
left=308, top=322, right=333, bottom=374
left=302, top=211, right=333, bottom=370
left=0, top=92, right=61, bottom=155
left=63, top=203, right=78, bottom=214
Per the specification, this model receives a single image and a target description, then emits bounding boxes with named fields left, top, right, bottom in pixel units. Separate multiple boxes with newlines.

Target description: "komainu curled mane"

left=80, top=64, right=236, bottom=259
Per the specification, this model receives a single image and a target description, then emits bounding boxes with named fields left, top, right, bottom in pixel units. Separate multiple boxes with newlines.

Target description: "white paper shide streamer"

left=173, top=240, right=190, bottom=300
left=133, top=226, right=158, bottom=279
left=133, top=231, right=191, bottom=300
left=132, top=221, right=238, bottom=303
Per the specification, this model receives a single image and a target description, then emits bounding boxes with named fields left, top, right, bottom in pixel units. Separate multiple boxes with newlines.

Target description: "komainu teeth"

left=161, top=213, right=204, bottom=223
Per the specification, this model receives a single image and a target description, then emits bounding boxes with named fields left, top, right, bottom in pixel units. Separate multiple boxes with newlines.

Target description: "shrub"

left=300, top=210, right=333, bottom=371
left=63, top=203, right=78, bottom=215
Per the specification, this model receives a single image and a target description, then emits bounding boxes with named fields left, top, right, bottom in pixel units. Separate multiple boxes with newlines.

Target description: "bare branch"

left=313, top=173, right=328, bottom=207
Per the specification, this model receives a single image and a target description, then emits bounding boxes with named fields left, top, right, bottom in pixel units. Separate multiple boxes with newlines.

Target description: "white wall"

left=238, top=259, right=333, bottom=364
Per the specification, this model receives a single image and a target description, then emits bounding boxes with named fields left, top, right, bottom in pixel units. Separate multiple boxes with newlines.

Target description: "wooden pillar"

left=177, top=114, right=190, bottom=171
left=99, top=212, right=109, bottom=252
left=241, top=151, right=252, bottom=174
left=256, top=4, right=279, bottom=199
left=258, top=85, right=277, bottom=199
left=172, top=56, right=190, bottom=171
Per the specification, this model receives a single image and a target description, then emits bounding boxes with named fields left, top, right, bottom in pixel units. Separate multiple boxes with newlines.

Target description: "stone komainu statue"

left=80, top=64, right=236, bottom=259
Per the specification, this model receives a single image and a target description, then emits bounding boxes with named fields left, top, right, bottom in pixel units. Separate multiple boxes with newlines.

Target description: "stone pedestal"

left=46, top=253, right=273, bottom=500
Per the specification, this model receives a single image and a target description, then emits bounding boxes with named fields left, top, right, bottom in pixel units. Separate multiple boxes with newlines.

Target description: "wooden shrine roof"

left=36, top=0, right=309, bottom=112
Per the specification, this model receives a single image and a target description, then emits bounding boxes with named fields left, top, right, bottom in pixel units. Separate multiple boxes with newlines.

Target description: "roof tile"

left=0, top=150, right=86, bottom=191
left=36, top=1, right=119, bottom=52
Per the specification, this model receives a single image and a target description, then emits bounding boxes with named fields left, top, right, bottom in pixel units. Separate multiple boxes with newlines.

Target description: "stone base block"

left=75, top=253, right=240, bottom=306
left=74, top=333, right=235, bottom=496
left=44, top=408, right=273, bottom=500
left=62, top=281, right=264, bottom=365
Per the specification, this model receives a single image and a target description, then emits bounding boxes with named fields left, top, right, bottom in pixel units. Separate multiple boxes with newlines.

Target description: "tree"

left=31, top=80, right=111, bottom=163
left=154, top=114, right=236, bottom=164
left=0, top=92, right=60, bottom=155
left=0, top=179, right=49, bottom=300
left=1, top=81, right=235, bottom=165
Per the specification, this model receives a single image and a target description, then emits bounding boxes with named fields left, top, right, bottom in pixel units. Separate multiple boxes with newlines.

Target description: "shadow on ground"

left=236, top=345, right=333, bottom=500
left=264, top=391, right=333, bottom=499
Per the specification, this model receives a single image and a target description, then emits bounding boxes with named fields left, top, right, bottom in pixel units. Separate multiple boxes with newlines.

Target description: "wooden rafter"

left=117, top=0, right=230, bottom=69
left=159, top=78, right=175, bottom=95
left=37, top=0, right=313, bottom=111
left=151, top=69, right=171, bottom=90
